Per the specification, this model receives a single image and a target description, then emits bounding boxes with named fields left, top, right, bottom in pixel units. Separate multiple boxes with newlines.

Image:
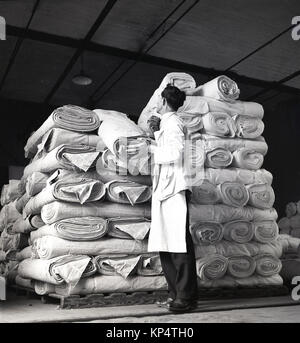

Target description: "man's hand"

left=147, top=115, right=161, bottom=135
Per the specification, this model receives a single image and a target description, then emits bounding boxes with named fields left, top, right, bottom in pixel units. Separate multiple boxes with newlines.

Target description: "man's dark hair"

left=161, top=84, right=186, bottom=111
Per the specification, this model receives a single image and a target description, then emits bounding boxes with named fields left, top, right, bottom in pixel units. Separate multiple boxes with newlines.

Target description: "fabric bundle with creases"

left=194, top=239, right=283, bottom=259
left=253, top=221, right=278, bottom=243
left=25, top=172, right=50, bottom=197
left=227, top=255, right=256, bottom=278
left=223, top=220, right=254, bottom=243
left=177, top=112, right=203, bottom=133
left=0, top=201, right=21, bottom=232
left=107, top=217, right=151, bottom=240
left=15, top=275, right=34, bottom=289
left=196, top=254, right=228, bottom=280
left=33, top=236, right=148, bottom=259
left=95, top=154, right=151, bottom=186
left=205, top=148, right=233, bottom=168
left=198, top=274, right=283, bottom=288
left=255, top=254, right=282, bottom=277
left=105, top=180, right=151, bottom=205
left=197, top=75, right=240, bottom=101
left=15, top=193, right=30, bottom=214
left=24, top=105, right=100, bottom=158
left=0, top=228, right=28, bottom=252
left=232, top=148, right=264, bottom=170
left=278, top=217, right=291, bottom=234
left=189, top=204, right=278, bottom=224
left=190, top=221, right=224, bottom=245
left=191, top=180, right=220, bottom=205
left=290, top=215, right=300, bottom=230
left=217, top=181, right=249, bottom=207
left=234, top=115, right=264, bottom=139
left=1, top=180, right=21, bottom=206
left=55, top=274, right=168, bottom=296
left=30, top=217, right=108, bottom=242
left=18, top=254, right=93, bottom=286
left=137, top=254, right=163, bottom=276
left=94, top=254, right=141, bottom=279
left=247, top=184, right=275, bottom=209
left=286, top=202, right=297, bottom=218
left=202, top=112, right=236, bottom=137
left=23, top=178, right=106, bottom=217
left=41, top=201, right=151, bottom=225
left=23, top=144, right=100, bottom=178
left=201, top=134, right=268, bottom=155
left=34, top=281, right=55, bottom=295
left=278, top=234, right=300, bottom=256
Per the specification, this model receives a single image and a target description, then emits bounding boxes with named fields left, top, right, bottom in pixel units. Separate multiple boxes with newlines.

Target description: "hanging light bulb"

left=72, top=53, right=93, bottom=86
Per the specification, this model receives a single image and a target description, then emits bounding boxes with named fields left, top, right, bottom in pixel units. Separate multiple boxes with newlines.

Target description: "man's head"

left=157, top=84, right=186, bottom=114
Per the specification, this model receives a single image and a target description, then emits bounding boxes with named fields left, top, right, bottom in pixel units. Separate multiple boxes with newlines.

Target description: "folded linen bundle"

left=234, top=115, right=264, bottom=139
left=30, top=217, right=108, bottom=242
left=23, top=178, right=106, bottom=217
left=286, top=202, right=297, bottom=218
left=194, top=240, right=283, bottom=259
left=202, top=112, right=236, bottom=137
left=189, top=204, right=278, bottom=223
left=25, top=172, right=49, bottom=197
left=15, top=193, right=30, bottom=214
left=94, top=255, right=141, bottom=278
left=33, top=236, right=148, bottom=259
left=253, top=221, right=278, bottom=243
left=218, top=181, right=249, bottom=207
left=190, top=221, right=223, bottom=245
left=197, top=75, right=240, bottom=101
left=107, top=217, right=150, bottom=240
left=196, top=254, right=228, bottom=280
left=137, top=254, right=163, bottom=276
left=55, top=274, right=168, bottom=296
left=255, top=254, right=282, bottom=277
left=227, top=255, right=256, bottom=278
left=247, top=184, right=275, bottom=209
left=191, top=180, right=220, bottom=204
left=177, top=112, right=203, bottom=133
left=198, top=274, right=283, bottom=288
left=0, top=201, right=21, bottom=232
left=41, top=201, right=151, bottom=224
left=105, top=180, right=151, bottom=205
left=205, top=148, right=233, bottom=168
left=290, top=215, right=300, bottom=230
left=1, top=180, right=21, bottom=206
left=24, top=105, right=100, bottom=158
left=223, top=220, right=254, bottom=243
left=232, top=148, right=264, bottom=170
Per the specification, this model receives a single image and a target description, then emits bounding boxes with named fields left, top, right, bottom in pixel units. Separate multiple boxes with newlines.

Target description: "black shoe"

left=169, top=298, right=198, bottom=313
left=156, top=297, right=174, bottom=308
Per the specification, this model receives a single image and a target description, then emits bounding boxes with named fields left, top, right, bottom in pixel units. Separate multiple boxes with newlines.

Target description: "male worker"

left=147, top=84, right=198, bottom=313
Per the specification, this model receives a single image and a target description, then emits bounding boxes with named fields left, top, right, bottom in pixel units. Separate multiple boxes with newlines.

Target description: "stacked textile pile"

left=139, top=73, right=283, bottom=288
left=11, top=105, right=167, bottom=296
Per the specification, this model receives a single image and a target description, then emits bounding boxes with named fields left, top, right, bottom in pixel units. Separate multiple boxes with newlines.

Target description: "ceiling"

left=0, top=0, right=299, bottom=118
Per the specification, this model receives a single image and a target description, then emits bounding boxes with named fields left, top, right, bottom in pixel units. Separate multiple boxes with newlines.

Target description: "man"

left=147, top=84, right=198, bottom=313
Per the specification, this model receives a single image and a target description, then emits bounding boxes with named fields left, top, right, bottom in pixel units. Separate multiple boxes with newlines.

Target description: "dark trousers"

left=159, top=191, right=198, bottom=301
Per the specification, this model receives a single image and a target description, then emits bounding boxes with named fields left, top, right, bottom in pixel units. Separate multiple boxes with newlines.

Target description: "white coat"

left=147, top=112, right=191, bottom=253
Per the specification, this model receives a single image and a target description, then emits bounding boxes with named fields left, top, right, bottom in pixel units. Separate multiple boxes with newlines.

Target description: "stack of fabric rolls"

left=138, top=72, right=283, bottom=289
left=5, top=104, right=167, bottom=297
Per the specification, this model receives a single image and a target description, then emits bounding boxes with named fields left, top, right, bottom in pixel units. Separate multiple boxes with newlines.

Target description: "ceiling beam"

left=6, top=25, right=300, bottom=100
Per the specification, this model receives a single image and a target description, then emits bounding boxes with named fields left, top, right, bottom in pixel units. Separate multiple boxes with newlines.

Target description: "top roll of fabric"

left=24, top=105, right=100, bottom=158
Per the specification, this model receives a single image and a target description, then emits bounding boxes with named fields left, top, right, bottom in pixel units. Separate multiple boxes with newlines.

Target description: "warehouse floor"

left=1, top=290, right=300, bottom=323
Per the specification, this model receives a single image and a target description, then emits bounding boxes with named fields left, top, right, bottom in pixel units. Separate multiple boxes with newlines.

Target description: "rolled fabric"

left=137, top=254, right=163, bottom=276
left=33, top=236, right=148, bottom=259
left=191, top=180, right=220, bottom=205
left=196, top=254, right=228, bottom=280
left=198, top=75, right=240, bottom=101
left=55, top=274, right=168, bottom=296
left=94, top=255, right=141, bottom=279
left=202, top=112, right=236, bottom=137
left=25, top=172, right=49, bottom=197
left=15, top=275, right=34, bottom=289
left=227, top=255, right=256, bottom=278
left=23, top=144, right=100, bottom=178
left=232, top=148, right=264, bottom=170
left=253, top=221, right=278, bottom=243
left=205, top=148, right=233, bottom=168
left=189, top=204, right=278, bottom=223
left=24, top=105, right=100, bottom=158
left=107, top=218, right=150, bottom=240
left=41, top=201, right=151, bottom=224
left=286, top=202, right=297, bottom=218
left=15, top=193, right=30, bottom=214
left=190, top=221, right=223, bottom=245
left=255, top=254, right=282, bottom=277
left=23, top=178, right=106, bottom=217
left=234, top=115, right=264, bottom=139
left=30, top=217, right=108, bottom=242
left=218, top=182, right=249, bottom=207
left=105, top=180, right=151, bottom=205
left=177, top=112, right=203, bottom=133
left=247, top=184, right=275, bottom=209
left=223, top=220, right=254, bottom=243
left=278, top=217, right=291, bottom=234
left=290, top=215, right=300, bottom=230
left=34, top=281, right=55, bottom=295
